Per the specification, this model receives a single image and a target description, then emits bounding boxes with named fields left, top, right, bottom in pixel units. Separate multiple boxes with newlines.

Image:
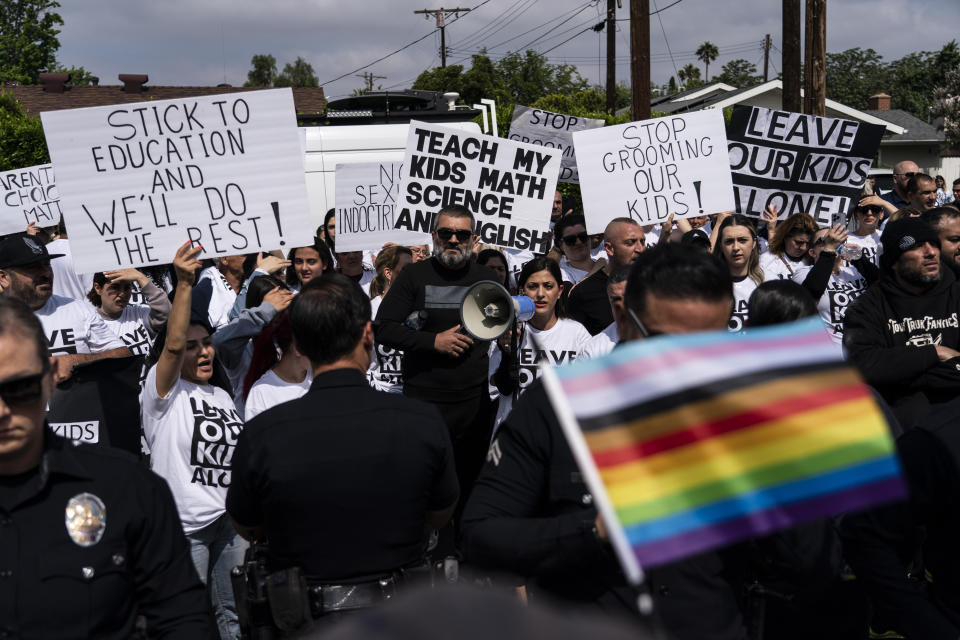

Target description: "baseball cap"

left=0, top=234, right=65, bottom=269
left=879, top=218, right=940, bottom=273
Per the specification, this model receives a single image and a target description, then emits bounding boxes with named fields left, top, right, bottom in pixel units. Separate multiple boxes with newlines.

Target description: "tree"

left=413, top=64, right=466, bottom=97
left=888, top=41, right=960, bottom=120
left=696, top=41, right=719, bottom=81
left=677, top=63, right=703, bottom=89
left=494, top=50, right=589, bottom=105
left=715, top=59, right=759, bottom=88
left=825, top=47, right=888, bottom=110
left=932, top=67, right=960, bottom=149
left=0, top=92, right=48, bottom=170
left=49, top=62, right=96, bottom=85
left=274, top=57, right=318, bottom=88
left=0, top=0, right=63, bottom=84
left=667, top=76, right=677, bottom=93
left=244, top=54, right=277, bottom=87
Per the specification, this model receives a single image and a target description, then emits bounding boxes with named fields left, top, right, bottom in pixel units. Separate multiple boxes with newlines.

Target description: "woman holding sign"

left=714, top=214, right=763, bottom=331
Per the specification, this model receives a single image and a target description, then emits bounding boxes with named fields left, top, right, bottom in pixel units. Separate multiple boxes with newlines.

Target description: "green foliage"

left=49, top=62, right=96, bottom=85
left=412, top=64, right=466, bottom=96
left=715, top=59, right=760, bottom=88
left=495, top=50, right=589, bottom=104
left=677, top=63, right=703, bottom=90
left=696, top=41, right=719, bottom=81
left=932, top=67, right=960, bottom=149
left=244, top=54, right=277, bottom=87
left=667, top=76, right=677, bottom=93
left=0, top=92, right=48, bottom=170
left=0, top=0, right=63, bottom=84
left=824, top=47, right=887, bottom=109
left=274, top=56, right=318, bottom=88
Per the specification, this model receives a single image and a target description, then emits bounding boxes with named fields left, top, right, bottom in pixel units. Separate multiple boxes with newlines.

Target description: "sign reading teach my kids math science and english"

left=41, top=89, right=312, bottom=273
left=573, top=109, right=735, bottom=234
left=0, top=164, right=60, bottom=235
left=394, top=120, right=561, bottom=254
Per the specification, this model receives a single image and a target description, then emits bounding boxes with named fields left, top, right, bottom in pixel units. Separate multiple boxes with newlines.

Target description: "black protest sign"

left=394, top=120, right=561, bottom=253
left=727, top=105, right=885, bottom=226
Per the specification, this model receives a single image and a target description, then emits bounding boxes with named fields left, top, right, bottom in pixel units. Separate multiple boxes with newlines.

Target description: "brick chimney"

left=90, top=76, right=99, bottom=86
left=38, top=72, right=69, bottom=93
left=118, top=74, right=148, bottom=93
left=868, top=92, right=891, bottom=110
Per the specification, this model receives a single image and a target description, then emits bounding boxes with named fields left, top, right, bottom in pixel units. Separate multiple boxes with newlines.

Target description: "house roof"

left=862, top=109, right=944, bottom=143
left=5, top=83, right=326, bottom=118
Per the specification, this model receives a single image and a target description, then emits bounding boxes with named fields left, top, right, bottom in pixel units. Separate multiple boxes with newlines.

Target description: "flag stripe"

left=589, top=382, right=868, bottom=465
left=631, top=475, right=905, bottom=569
left=622, top=455, right=899, bottom=546
left=614, top=435, right=894, bottom=523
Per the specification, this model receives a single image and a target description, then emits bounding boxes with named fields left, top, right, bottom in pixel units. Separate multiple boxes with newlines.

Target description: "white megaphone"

left=459, top=280, right=536, bottom=340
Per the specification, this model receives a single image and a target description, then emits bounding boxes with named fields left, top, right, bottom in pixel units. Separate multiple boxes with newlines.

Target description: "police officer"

left=0, top=296, right=211, bottom=639
left=461, top=245, right=749, bottom=639
left=227, top=273, right=458, bottom=633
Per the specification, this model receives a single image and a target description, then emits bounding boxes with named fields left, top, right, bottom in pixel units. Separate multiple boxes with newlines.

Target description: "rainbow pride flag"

left=541, top=317, right=904, bottom=583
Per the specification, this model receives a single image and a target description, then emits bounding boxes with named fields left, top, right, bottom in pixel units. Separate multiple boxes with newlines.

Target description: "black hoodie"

left=843, top=267, right=960, bottom=427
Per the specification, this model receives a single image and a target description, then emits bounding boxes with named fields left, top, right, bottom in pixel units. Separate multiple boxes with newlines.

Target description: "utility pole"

left=414, top=7, right=471, bottom=68
left=630, top=0, right=650, bottom=121
left=762, top=34, right=771, bottom=82
left=355, top=71, right=387, bottom=93
left=606, top=0, right=618, bottom=115
left=782, top=0, right=802, bottom=112
left=804, top=0, right=826, bottom=115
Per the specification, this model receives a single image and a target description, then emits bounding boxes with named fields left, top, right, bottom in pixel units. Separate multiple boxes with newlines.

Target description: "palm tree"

left=677, top=63, right=701, bottom=89
left=696, top=41, right=719, bottom=81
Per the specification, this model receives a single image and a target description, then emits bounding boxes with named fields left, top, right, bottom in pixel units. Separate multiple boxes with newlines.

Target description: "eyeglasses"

left=410, top=247, right=429, bottom=256
left=562, top=232, right=589, bottom=246
left=627, top=309, right=662, bottom=339
left=435, top=228, right=472, bottom=243
left=0, top=360, right=49, bottom=408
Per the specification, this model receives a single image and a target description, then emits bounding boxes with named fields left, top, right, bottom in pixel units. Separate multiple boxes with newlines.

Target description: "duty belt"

left=308, top=574, right=399, bottom=617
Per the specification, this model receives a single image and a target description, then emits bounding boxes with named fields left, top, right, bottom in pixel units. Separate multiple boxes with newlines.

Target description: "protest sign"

left=726, top=105, right=886, bottom=226
left=41, top=89, right=312, bottom=273
left=508, top=105, right=605, bottom=184
left=334, top=161, right=430, bottom=252
left=0, top=164, right=60, bottom=235
left=573, top=110, right=735, bottom=233
left=394, top=120, right=561, bottom=254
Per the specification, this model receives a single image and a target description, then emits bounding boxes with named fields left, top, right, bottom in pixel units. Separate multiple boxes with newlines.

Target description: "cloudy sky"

left=57, top=0, right=958, bottom=103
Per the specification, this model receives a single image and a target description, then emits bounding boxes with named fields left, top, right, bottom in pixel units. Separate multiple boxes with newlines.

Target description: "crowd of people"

left=2, top=161, right=960, bottom=639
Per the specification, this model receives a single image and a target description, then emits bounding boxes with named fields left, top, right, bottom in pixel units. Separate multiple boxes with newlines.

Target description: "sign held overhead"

left=0, top=164, right=60, bottom=235
left=508, top=105, right=605, bottom=184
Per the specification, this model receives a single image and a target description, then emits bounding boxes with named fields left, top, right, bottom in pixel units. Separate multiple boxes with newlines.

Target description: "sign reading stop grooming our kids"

left=41, top=88, right=312, bottom=273
left=508, top=105, right=605, bottom=184
left=573, top=109, right=735, bottom=234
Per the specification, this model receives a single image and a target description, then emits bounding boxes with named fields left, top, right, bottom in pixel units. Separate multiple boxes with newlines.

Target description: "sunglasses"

left=562, top=232, right=589, bottom=246
left=435, top=228, right=472, bottom=243
left=896, top=172, right=917, bottom=178
left=627, top=309, right=663, bottom=339
left=858, top=206, right=883, bottom=215
left=0, top=359, right=49, bottom=408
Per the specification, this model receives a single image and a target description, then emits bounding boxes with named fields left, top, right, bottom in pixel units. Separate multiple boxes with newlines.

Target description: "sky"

left=57, top=0, right=959, bottom=103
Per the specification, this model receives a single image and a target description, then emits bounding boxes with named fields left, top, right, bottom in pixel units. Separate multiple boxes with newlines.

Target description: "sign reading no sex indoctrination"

left=727, top=105, right=886, bottom=226
left=41, top=89, right=313, bottom=273
left=574, top=109, right=735, bottom=234
left=0, top=164, right=60, bottom=235
left=394, top=120, right=562, bottom=254
left=334, top=162, right=431, bottom=252
left=508, top=105, right=605, bottom=184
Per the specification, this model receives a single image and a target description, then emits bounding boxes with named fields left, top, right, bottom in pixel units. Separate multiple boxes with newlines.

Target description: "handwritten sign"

left=508, top=105, right=605, bottom=184
left=40, top=89, right=312, bottom=273
left=394, top=120, right=561, bottom=254
left=574, top=110, right=735, bottom=233
left=0, top=164, right=60, bottom=235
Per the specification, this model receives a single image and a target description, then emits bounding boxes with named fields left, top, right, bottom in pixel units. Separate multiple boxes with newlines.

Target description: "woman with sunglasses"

left=88, top=267, right=171, bottom=357
left=489, top=257, right=590, bottom=427
left=846, top=198, right=886, bottom=266
left=140, top=241, right=246, bottom=640
left=553, top=214, right=596, bottom=285
left=713, top=214, right=764, bottom=331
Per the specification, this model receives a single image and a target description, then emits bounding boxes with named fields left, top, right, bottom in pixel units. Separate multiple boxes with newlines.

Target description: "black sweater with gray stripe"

left=375, top=257, right=497, bottom=399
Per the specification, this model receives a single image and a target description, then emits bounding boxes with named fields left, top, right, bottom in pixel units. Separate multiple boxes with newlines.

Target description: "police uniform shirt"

left=566, top=269, right=611, bottom=336
left=35, top=294, right=125, bottom=356
left=0, top=433, right=210, bottom=639
left=227, top=368, right=458, bottom=582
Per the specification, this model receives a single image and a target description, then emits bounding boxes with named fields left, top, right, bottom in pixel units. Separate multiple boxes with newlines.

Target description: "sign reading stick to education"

left=41, top=88, right=312, bottom=273
left=726, top=106, right=886, bottom=226
left=573, top=109, right=735, bottom=233
left=394, top=120, right=561, bottom=254
left=334, top=162, right=430, bottom=252
left=0, top=164, right=60, bottom=235
left=508, top=105, right=605, bottom=184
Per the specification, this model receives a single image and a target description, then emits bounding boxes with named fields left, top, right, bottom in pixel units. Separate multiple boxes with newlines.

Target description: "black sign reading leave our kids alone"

left=726, top=105, right=886, bottom=226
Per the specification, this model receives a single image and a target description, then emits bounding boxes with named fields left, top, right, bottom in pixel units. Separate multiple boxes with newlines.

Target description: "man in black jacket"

left=844, top=218, right=960, bottom=429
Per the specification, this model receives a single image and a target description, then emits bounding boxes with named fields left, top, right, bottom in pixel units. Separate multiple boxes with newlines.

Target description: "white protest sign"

left=0, top=164, right=60, bottom=234
left=508, top=105, right=605, bottom=184
left=394, top=120, right=561, bottom=254
left=40, top=88, right=312, bottom=273
left=334, top=162, right=430, bottom=252
left=573, top=110, right=735, bottom=233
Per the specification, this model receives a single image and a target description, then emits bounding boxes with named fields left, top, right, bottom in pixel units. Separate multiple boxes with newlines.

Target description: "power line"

left=513, top=1, right=597, bottom=51
left=456, top=0, right=535, bottom=50
left=538, top=20, right=605, bottom=56
left=652, top=0, right=679, bottom=82
left=484, top=1, right=595, bottom=51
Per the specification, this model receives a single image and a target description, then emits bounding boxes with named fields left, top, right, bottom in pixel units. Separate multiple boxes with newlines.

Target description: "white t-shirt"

left=792, top=264, right=869, bottom=344
left=36, top=294, right=125, bottom=355
left=101, top=304, right=154, bottom=356
left=846, top=230, right=883, bottom=267
left=368, top=296, right=405, bottom=393
left=760, top=251, right=807, bottom=281
left=48, top=238, right=94, bottom=302
left=141, top=365, right=243, bottom=534
left=489, top=317, right=591, bottom=426
left=558, top=256, right=592, bottom=285
left=244, top=369, right=312, bottom=421
left=729, top=277, right=759, bottom=332
left=577, top=322, right=619, bottom=360
left=197, top=266, right=238, bottom=330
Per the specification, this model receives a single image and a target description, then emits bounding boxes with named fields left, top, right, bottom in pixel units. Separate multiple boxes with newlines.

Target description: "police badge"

left=65, top=493, right=106, bottom=547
